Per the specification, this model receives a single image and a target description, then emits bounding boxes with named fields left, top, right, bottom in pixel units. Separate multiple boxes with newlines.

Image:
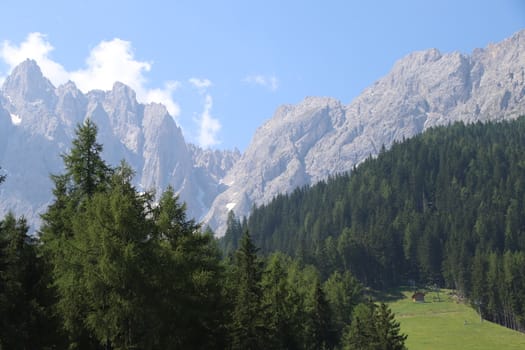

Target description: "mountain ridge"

left=0, top=59, right=239, bottom=229
left=206, top=29, right=525, bottom=234
left=1, top=30, right=525, bottom=233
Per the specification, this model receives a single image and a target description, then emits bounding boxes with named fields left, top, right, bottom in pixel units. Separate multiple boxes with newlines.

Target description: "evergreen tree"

left=324, top=270, right=362, bottom=342
left=62, top=119, right=111, bottom=198
left=235, top=116, right=525, bottom=331
left=374, top=302, right=408, bottom=350
left=69, top=163, right=153, bottom=348
left=310, top=280, right=335, bottom=349
left=230, top=231, right=266, bottom=350
left=39, top=122, right=228, bottom=348
left=39, top=121, right=114, bottom=348
left=261, top=253, right=302, bottom=350
left=221, top=210, right=243, bottom=256
left=342, top=301, right=407, bottom=350
left=342, top=301, right=378, bottom=350
left=0, top=214, right=60, bottom=349
left=150, top=186, right=227, bottom=349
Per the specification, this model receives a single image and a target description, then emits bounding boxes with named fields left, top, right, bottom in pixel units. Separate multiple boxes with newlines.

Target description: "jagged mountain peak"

left=108, top=82, right=138, bottom=104
left=1, top=32, right=525, bottom=236
left=57, top=80, right=80, bottom=94
left=2, top=59, right=57, bottom=108
left=394, top=48, right=443, bottom=68
left=492, top=28, right=525, bottom=49
left=206, top=30, right=525, bottom=235
left=0, top=61, right=237, bottom=230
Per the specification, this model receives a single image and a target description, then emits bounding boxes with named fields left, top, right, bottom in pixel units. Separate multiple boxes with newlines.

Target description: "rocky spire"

left=1, top=59, right=57, bottom=108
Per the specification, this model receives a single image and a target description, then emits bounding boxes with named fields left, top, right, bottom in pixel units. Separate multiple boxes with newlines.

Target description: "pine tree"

left=342, top=301, right=378, bottom=350
left=324, top=270, right=362, bottom=342
left=342, top=301, right=407, bottom=350
left=0, top=214, right=33, bottom=348
left=72, top=163, right=153, bottom=348
left=310, top=280, right=335, bottom=349
left=150, top=186, right=227, bottom=349
left=261, top=253, right=302, bottom=350
left=62, top=119, right=111, bottom=198
left=39, top=121, right=114, bottom=348
left=0, top=214, right=60, bottom=348
left=374, top=302, right=407, bottom=350
left=230, top=231, right=266, bottom=350
left=221, top=210, right=243, bottom=255
left=40, top=122, right=230, bottom=348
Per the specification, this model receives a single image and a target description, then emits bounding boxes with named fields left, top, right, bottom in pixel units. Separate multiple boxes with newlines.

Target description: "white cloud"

left=145, top=81, right=181, bottom=117
left=189, top=77, right=212, bottom=89
left=244, top=74, right=279, bottom=91
left=69, top=38, right=151, bottom=92
left=198, top=94, right=221, bottom=148
left=0, top=32, right=181, bottom=117
left=1, top=32, right=70, bottom=84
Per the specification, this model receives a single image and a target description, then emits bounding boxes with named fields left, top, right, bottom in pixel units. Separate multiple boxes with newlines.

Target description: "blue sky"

left=1, top=0, right=524, bottom=150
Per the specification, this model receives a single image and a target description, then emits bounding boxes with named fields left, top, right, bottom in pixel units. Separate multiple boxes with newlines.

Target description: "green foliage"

left=324, top=270, right=362, bottom=340
left=39, top=122, right=227, bottom=349
left=0, top=213, right=61, bottom=349
left=220, top=210, right=244, bottom=256
left=231, top=117, right=525, bottom=331
left=261, top=253, right=302, bottom=349
left=389, top=288, right=525, bottom=350
left=149, top=186, right=227, bottom=349
left=342, top=301, right=407, bottom=350
left=310, top=280, right=336, bottom=349
left=230, top=231, right=267, bottom=350
left=61, top=119, right=111, bottom=198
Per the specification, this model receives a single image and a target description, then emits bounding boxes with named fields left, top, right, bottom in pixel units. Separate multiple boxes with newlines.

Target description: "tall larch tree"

left=230, top=231, right=267, bottom=350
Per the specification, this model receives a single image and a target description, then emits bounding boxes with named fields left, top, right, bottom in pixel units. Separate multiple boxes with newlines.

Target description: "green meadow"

left=387, top=289, right=525, bottom=350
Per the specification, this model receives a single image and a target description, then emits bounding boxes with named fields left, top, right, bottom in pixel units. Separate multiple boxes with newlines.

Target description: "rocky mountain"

left=1, top=30, right=524, bottom=235
left=205, top=29, right=525, bottom=234
left=0, top=59, right=240, bottom=230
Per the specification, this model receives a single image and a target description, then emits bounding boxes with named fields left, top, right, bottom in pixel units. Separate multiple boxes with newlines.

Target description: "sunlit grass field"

left=386, top=288, right=525, bottom=349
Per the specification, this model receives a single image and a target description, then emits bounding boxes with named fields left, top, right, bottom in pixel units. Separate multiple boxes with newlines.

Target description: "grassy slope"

left=386, top=289, right=525, bottom=350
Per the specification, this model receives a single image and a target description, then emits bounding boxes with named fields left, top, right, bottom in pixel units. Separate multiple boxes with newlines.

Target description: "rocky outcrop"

left=1, top=30, right=524, bottom=235
left=206, top=30, right=525, bottom=235
left=0, top=60, right=239, bottom=230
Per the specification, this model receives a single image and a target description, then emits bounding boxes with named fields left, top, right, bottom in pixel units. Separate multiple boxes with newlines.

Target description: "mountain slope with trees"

left=222, top=116, right=525, bottom=331
left=207, top=29, right=525, bottom=234
left=0, top=122, right=406, bottom=349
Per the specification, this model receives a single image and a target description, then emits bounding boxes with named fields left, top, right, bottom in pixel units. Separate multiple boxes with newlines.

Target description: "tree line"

left=0, top=120, right=406, bottom=349
left=221, top=117, right=525, bottom=331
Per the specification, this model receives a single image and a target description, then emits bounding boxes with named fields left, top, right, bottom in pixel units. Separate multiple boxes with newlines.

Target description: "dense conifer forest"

left=0, top=121, right=406, bottom=349
left=222, top=117, right=525, bottom=332
left=4, top=116, right=525, bottom=348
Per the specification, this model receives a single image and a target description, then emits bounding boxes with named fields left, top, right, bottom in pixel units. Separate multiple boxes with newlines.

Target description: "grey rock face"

left=206, top=29, right=525, bottom=235
left=1, top=30, right=524, bottom=235
left=0, top=65, right=238, bottom=230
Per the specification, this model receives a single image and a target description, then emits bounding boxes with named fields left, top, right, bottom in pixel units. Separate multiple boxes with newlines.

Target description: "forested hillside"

left=222, top=117, right=525, bottom=331
left=0, top=121, right=406, bottom=349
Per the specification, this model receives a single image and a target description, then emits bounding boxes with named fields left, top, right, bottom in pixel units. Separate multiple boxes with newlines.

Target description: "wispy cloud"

left=189, top=77, right=212, bottom=89
left=244, top=74, right=279, bottom=91
left=0, top=32, right=181, bottom=117
left=1, top=32, right=69, bottom=83
left=1, top=32, right=226, bottom=147
left=188, top=77, right=221, bottom=148
left=198, top=94, right=221, bottom=148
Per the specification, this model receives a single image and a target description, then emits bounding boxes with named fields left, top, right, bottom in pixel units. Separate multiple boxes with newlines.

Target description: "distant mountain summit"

left=0, top=60, right=239, bottom=230
left=1, top=30, right=524, bottom=234
left=206, top=29, right=525, bottom=234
